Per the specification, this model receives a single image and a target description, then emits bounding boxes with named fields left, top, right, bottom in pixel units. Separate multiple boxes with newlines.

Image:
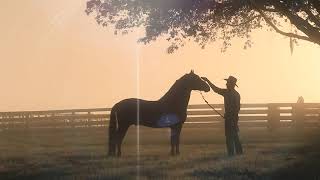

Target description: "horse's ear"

left=190, top=70, right=194, bottom=74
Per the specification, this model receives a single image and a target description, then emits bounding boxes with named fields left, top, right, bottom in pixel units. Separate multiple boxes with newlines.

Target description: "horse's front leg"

left=175, top=123, right=183, bottom=155
left=170, top=123, right=182, bottom=156
left=170, top=127, right=177, bottom=156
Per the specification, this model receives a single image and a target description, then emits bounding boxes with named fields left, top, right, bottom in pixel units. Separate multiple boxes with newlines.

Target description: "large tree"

left=85, top=0, right=320, bottom=53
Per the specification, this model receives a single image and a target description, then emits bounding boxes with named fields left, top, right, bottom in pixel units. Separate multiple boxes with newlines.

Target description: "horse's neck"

left=159, top=80, right=191, bottom=112
left=178, top=91, right=191, bottom=112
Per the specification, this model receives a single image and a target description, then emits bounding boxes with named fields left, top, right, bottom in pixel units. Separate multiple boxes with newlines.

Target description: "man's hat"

left=224, top=76, right=238, bottom=87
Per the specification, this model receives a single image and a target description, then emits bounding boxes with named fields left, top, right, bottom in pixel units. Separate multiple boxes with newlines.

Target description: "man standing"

left=202, top=76, right=243, bottom=156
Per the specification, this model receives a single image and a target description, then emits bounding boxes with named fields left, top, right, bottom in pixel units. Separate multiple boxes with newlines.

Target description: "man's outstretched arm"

left=201, top=77, right=225, bottom=96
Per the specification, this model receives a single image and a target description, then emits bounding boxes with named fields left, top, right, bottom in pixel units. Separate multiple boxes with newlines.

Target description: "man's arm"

left=201, top=77, right=226, bottom=96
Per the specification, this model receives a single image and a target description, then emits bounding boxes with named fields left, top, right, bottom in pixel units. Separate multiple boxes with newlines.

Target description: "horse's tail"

left=108, top=107, right=118, bottom=156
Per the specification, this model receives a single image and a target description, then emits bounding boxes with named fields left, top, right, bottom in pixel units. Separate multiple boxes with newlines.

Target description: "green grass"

left=0, top=127, right=320, bottom=179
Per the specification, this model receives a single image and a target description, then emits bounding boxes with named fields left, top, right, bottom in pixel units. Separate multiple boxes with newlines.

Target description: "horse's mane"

left=158, top=74, right=189, bottom=103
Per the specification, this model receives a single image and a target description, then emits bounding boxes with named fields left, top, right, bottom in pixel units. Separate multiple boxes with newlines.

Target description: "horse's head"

left=182, top=70, right=210, bottom=92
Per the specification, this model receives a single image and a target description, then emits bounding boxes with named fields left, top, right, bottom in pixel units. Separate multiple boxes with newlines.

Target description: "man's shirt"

left=213, top=88, right=241, bottom=119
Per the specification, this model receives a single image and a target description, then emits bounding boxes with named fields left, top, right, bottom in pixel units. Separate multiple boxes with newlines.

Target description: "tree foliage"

left=85, top=0, right=320, bottom=53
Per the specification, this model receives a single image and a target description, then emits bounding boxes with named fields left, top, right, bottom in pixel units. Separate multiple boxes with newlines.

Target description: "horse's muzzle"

left=204, top=86, right=210, bottom=92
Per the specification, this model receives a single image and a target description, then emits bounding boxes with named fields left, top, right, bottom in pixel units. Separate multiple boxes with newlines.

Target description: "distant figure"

left=201, top=76, right=243, bottom=156
left=292, top=96, right=305, bottom=127
left=297, top=96, right=304, bottom=103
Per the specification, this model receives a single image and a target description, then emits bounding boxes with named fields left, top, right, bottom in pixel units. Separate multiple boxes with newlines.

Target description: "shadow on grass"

left=267, top=142, right=320, bottom=180
left=0, top=167, right=71, bottom=180
left=191, top=167, right=260, bottom=180
left=189, top=142, right=320, bottom=180
left=0, top=164, right=129, bottom=180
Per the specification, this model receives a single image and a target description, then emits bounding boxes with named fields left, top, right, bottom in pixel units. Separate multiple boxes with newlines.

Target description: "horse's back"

left=113, top=98, right=159, bottom=111
left=112, top=98, right=173, bottom=127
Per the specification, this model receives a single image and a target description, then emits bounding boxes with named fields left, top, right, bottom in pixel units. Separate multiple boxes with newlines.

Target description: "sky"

left=0, top=0, right=319, bottom=111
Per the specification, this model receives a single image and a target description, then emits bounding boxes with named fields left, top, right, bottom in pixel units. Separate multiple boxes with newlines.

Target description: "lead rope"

left=199, top=91, right=225, bottom=119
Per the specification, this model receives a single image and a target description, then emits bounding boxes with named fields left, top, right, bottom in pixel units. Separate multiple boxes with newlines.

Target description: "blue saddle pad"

left=156, top=114, right=180, bottom=128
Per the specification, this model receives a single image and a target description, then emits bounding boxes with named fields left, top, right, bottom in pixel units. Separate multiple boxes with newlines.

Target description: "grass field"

left=1, top=126, right=320, bottom=180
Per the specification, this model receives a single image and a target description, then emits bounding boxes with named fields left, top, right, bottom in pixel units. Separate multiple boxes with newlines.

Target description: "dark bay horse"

left=108, top=70, right=210, bottom=156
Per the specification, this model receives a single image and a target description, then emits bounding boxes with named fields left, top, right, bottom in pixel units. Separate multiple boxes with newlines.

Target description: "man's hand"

left=201, top=77, right=209, bottom=82
left=201, top=77, right=224, bottom=96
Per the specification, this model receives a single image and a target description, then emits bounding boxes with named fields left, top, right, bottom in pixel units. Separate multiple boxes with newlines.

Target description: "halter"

left=199, top=91, right=225, bottom=119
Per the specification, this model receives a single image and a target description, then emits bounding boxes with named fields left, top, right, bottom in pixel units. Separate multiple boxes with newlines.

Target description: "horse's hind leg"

left=108, top=133, right=117, bottom=156
left=108, top=111, right=118, bottom=156
left=116, top=125, right=129, bottom=157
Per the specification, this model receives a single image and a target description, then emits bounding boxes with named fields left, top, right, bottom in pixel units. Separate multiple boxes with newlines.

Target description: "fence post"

left=292, top=103, right=304, bottom=130
left=268, top=103, right=280, bottom=131
left=87, top=111, right=91, bottom=127
left=50, top=113, right=55, bottom=129
left=3, top=115, right=6, bottom=130
left=25, top=114, right=29, bottom=129
left=71, top=111, right=75, bottom=128
left=0, top=114, right=2, bottom=130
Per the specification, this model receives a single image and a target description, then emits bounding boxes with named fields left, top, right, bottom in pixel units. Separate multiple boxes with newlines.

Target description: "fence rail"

left=0, top=103, right=319, bottom=130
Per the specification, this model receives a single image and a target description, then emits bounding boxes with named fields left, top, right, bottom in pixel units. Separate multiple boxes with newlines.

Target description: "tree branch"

left=222, top=15, right=261, bottom=27
left=271, top=0, right=320, bottom=44
left=249, top=0, right=319, bottom=44
left=256, top=4, right=278, bottom=13
left=310, top=0, right=320, bottom=14
left=303, top=4, right=320, bottom=28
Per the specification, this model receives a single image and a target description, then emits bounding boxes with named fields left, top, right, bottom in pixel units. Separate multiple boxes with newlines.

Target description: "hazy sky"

left=1, top=0, right=319, bottom=111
